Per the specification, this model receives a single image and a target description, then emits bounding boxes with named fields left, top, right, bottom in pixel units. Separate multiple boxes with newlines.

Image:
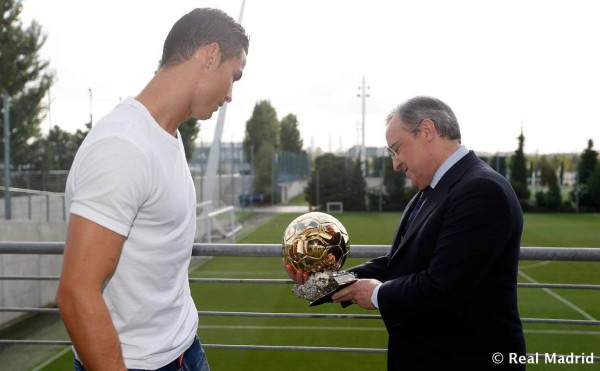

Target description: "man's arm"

left=56, top=214, right=127, bottom=371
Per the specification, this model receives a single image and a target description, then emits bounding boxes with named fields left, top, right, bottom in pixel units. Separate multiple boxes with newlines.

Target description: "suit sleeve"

left=348, top=255, right=389, bottom=282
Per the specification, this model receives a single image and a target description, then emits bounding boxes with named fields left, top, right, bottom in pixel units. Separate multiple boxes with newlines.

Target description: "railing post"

left=231, top=208, right=235, bottom=243
left=207, top=218, right=212, bottom=243
left=2, top=92, right=11, bottom=220
left=46, top=195, right=50, bottom=222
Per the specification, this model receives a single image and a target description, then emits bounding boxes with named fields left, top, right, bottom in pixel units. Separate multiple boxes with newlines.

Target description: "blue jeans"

left=74, top=335, right=210, bottom=371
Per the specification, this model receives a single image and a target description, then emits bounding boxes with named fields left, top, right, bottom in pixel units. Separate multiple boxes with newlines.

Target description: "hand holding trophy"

left=282, top=212, right=357, bottom=306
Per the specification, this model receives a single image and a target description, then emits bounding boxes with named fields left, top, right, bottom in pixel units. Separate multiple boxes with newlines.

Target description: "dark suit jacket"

left=349, top=151, right=526, bottom=370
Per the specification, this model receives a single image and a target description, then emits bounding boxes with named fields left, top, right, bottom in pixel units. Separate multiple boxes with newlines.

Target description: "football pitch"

left=35, top=213, right=600, bottom=370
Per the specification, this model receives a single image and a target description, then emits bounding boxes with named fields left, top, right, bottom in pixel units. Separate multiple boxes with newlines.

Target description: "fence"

left=0, top=243, right=598, bottom=363
left=0, top=186, right=66, bottom=221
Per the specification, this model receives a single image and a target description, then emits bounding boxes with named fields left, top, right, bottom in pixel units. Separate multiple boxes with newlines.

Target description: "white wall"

left=0, top=221, right=67, bottom=326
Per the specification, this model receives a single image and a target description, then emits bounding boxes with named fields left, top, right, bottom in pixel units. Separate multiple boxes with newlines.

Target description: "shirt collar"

left=430, top=145, right=469, bottom=189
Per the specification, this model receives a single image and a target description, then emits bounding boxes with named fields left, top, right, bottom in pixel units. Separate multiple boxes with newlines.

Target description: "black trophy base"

left=309, top=273, right=357, bottom=307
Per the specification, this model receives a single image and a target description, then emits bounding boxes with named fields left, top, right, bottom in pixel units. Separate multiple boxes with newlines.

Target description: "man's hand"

left=282, top=259, right=309, bottom=284
left=332, top=279, right=381, bottom=310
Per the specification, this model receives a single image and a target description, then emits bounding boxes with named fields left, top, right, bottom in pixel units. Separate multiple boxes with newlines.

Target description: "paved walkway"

left=243, top=205, right=310, bottom=213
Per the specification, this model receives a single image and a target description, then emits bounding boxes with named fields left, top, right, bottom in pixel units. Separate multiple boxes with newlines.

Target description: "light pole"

left=357, top=77, right=369, bottom=176
left=2, top=92, right=11, bottom=219
left=88, top=88, right=93, bottom=127
left=202, top=0, right=247, bottom=206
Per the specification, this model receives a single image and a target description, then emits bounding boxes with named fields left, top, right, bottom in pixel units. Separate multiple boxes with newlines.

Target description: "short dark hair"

left=160, top=8, right=249, bottom=68
left=386, top=96, right=461, bottom=142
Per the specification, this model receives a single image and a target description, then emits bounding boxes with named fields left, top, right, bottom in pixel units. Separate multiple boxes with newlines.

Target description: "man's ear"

left=421, top=118, right=436, bottom=140
left=196, top=43, right=221, bottom=69
left=205, top=43, right=221, bottom=68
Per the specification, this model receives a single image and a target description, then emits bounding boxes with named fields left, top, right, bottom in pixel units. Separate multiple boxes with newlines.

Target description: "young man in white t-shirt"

left=56, top=8, right=249, bottom=371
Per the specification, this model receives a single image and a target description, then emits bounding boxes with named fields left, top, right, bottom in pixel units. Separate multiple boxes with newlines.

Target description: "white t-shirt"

left=65, top=97, right=198, bottom=369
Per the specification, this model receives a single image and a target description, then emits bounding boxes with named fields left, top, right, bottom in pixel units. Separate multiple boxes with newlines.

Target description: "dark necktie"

left=403, top=186, right=431, bottom=235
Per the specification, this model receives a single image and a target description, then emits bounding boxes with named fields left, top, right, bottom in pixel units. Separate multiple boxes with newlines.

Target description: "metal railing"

left=0, top=186, right=66, bottom=221
left=0, top=243, right=599, bottom=361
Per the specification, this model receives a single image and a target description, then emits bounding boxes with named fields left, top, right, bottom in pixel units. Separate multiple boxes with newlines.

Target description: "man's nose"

left=392, top=157, right=401, bottom=172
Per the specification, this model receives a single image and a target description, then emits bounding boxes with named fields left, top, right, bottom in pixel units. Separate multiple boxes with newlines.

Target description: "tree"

left=243, top=100, right=279, bottom=161
left=305, top=154, right=345, bottom=209
left=253, top=142, right=274, bottom=203
left=24, top=122, right=90, bottom=172
left=279, top=113, right=303, bottom=153
left=535, top=156, right=561, bottom=209
left=179, top=118, right=199, bottom=161
left=509, top=130, right=530, bottom=201
left=578, top=139, right=598, bottom=185
left=0, top=0, right=54, bottom=168
left=587, top=166, right=600, bottom=208
left=243, top=101, right=279, bottom=203
left=345, top=157, right=366, bottom=211
left=383, top=157, right=413, bottom=211
left=575, top=139, right=600, bottom=209
left=304, top=154, right=366, bottom=211
left=489, top=154, right=507, bottom=177
left=559, top=160, right=565, bottom=186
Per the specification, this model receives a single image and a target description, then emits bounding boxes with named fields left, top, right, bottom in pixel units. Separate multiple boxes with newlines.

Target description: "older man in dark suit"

left=287, top=96, right=526, bottom=370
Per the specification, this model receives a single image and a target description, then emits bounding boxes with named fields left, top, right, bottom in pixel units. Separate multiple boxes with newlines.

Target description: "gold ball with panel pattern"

left=282, top=212, right=350, bottom=274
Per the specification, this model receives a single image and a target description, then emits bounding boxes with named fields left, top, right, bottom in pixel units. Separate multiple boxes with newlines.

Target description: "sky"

left=20, top=0, right=600, bottom=155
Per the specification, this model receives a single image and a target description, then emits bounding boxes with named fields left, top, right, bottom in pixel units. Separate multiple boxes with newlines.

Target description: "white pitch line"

left=197, top=325, right=600, bottom=337
left=31, top=346, right=72, bottom=371
left=199, top=325, right=386, bottom=331
left=518, top=261, right=552, bottom=269
left=518, top=270, right=598, bottom=322
left=524, top=329, right=600, bottom=336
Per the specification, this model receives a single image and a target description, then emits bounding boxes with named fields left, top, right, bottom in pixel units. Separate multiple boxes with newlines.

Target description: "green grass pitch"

left=36, top=213, right=600, bottom=370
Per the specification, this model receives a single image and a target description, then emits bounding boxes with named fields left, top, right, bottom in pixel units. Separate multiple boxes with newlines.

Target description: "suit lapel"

left=389, top=192, right=420, bottom=255
left=390, top=151, right=481, bottom=261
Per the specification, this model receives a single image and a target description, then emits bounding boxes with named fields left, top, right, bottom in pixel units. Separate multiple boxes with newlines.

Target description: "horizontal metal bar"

left=189, top=278, right=292, bottom=284
left=0, top=307, right=381, bottom=320
left=0, top=242, right=65, bottom=254
left=4, top=307, right=598, bottom=326
left=521, top=318, right=600, bottom=326
left=518, top=283, right=600, bottom=290
left=1, top=242, right=598, bottom=261
left=0, top=275, right=59, bottom=281
left=2, top=276, right=600, bottom=292
left=191, top=244, right=392, bottom=258
left=519, top=247, right=600, bottom=261
left=0, top=339, right=70, bottom=345
left=0, top=307, right=58, bottom=313
left=0, top=339, right=386, bottom=353
left=0, top=276, right=294, bottom=284
left=203, top=344, right=387, bottom=353
left=0, top=186, right=64, bottom=197
left=198, top=311, right=382, bottom=320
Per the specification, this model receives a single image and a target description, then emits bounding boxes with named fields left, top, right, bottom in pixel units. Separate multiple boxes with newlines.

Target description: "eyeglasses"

left=386, top=126, right=420, bottom=159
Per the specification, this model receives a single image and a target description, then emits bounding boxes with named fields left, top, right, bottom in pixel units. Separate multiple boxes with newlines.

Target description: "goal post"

left=326, top=202, right=343, bottom=213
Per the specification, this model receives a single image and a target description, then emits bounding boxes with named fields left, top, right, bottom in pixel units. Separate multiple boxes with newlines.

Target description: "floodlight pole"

left=202, top=0, right=247, bottom=205
left=357, top=77, right=369, bottom=176
left=3, top=92, right=11, bottom=219
left=88, top=88, right=93, bottom=127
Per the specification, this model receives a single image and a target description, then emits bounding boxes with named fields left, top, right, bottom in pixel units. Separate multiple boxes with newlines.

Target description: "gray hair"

left=160, top=8, right=249, bottom=68
left=386, top=96, right=461, bottom=142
